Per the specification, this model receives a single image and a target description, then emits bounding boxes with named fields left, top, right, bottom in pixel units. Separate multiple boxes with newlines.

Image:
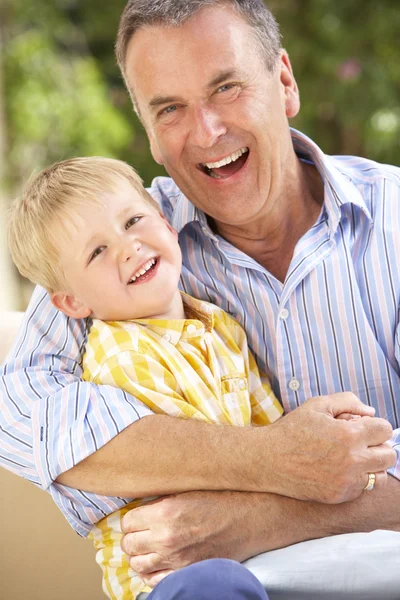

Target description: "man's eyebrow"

left=149, top=95, right=180, bottom=110
left=207, top=70, right=238, bottom=89
left=148, top=70, right=239, bottom=111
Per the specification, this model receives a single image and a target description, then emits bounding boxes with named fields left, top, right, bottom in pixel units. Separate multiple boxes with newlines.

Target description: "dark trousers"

left=143, top=558, right=270, bottom=600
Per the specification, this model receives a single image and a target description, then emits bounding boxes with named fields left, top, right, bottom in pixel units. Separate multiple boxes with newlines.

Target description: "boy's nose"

left=119, top=237, right=141, bottom=262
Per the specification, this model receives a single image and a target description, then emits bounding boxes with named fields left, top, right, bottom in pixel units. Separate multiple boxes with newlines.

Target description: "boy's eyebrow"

left=82, top=207, right=136, bottom=255
left=83, top=233, right=102, bottom=256
left=148, top=70, right=238, bottom=111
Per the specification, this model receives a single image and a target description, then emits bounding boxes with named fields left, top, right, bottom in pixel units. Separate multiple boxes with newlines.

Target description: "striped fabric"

left=0, top=129, right=400, bottom=539
left=83, top=293, right=282, bottom=599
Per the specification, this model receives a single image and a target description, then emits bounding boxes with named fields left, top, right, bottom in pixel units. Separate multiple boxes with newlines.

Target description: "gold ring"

left=363, top=473, right=376, bottom=491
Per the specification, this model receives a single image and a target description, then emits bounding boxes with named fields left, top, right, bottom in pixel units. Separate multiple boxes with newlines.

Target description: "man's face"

left=125, top=5, right=300, bottom=230
left=53, top=183, right=182, bottom=321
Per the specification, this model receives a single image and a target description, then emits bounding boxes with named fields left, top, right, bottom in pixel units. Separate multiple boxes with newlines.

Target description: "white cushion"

left=0, top=311, right=24, bottom=363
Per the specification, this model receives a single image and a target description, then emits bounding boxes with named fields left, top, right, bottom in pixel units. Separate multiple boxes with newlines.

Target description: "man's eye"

left=89, top=246, right=105, bottom=263
left=125, top=216, right=141, bottom=229
left=164, top=105, right=177, bottom=114
left=217, top=83, right=236, bottom=93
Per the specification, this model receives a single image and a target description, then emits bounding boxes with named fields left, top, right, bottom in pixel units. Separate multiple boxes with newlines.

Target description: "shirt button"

left=163, top=334, right=171, bottom=342
left=238, top=379, right=246, bottom=389
left=288, top=378, right=300, bottom=391
left=280, top=309, right=289, bottom=320
left=186, top=324, right=197, bottom=334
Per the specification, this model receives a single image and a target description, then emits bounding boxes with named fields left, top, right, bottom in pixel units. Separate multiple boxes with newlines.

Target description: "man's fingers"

left=365, top=442, right=396, bottom=472
left=121, top=498, right=165, bottom=534
left=129, top=552, right=168, bottom=576
left=315, top=392, right=376, bottom=418
left=351, top=416, right=393, bottom=447
left=142, top=569, right=175, bottom=588
left=362, top=470, right=387, bottom=492
left=121, top=529, right=154, bottom=556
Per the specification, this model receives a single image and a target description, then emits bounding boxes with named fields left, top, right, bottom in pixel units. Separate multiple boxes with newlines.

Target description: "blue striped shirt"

left=1, top=129, right=399, bottom=536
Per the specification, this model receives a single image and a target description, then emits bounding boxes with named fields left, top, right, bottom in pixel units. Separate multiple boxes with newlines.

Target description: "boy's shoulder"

left=83, top=319, right=142, bottom=379
left=182, top=294, right=247, bottom=342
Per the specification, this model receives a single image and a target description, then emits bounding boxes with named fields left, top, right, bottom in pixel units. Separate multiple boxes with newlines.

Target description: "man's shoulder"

left=147, top=176, right=183, bottom=222
left=329, top=154, right=400, bottom=188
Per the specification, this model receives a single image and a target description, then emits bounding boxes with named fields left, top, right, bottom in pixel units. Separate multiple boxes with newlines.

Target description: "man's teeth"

left=204, top=147, right=248, bottom=170
left=128, top=258, right=156, bottom=283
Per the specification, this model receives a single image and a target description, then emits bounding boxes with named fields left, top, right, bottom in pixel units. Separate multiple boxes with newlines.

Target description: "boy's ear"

left=51, top=292, right=92, bottom=319
left=160, top=214, right=178, bottom=238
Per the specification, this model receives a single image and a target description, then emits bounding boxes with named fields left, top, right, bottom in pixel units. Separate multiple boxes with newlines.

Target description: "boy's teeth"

left=204, top=147, right=247, bottom=169
left=129, top=258, right=156, bottom=283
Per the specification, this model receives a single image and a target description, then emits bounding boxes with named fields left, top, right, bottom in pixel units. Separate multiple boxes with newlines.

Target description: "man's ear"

left=279, top=50, right=300, bottom=119
left=51, top=292, right=92, bottom=319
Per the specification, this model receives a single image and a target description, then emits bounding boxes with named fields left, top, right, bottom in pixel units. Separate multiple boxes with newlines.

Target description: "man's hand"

left=262, top=392, right=395, bottom=503
left=58, top=392, right=395, bottom=505
left=121, top=478, right=400, bottom=587
left=121, top=491, right=268, bottom=587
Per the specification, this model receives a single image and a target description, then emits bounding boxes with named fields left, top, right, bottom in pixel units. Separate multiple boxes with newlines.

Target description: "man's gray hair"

left=116, top=0, right=281, bottom=79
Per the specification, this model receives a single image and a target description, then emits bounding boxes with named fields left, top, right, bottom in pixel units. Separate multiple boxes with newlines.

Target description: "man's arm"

left=0, top=287, right=154, bottom=496
left=119, top=476, right=400, bottom=588
left=57, top=393, right=395, bottom=504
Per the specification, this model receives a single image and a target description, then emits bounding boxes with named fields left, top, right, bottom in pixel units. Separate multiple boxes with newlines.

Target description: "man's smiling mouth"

left=198, top=147, right=249, bottom=179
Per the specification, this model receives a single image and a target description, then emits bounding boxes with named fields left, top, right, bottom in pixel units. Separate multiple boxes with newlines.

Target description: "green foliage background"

left=2, top=0, right=400, bottom=194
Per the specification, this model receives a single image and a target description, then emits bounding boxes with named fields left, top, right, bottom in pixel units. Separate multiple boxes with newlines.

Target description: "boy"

left=8, top=156, right=283, bottom=599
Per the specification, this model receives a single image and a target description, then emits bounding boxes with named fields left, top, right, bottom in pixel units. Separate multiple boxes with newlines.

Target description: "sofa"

left=0, top=312, right=103, bottom=600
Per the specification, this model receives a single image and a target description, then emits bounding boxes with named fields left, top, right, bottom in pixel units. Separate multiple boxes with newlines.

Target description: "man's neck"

left=213, top=160, right=324, bottom=283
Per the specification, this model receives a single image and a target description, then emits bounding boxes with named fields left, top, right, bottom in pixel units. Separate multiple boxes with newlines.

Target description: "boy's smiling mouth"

left=128, top=257, right=158, bottom=284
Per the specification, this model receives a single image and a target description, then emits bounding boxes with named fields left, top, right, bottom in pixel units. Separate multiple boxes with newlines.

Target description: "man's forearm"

left=56, top=414, right=252, bottom=495
left=119, top=476, right=400, bottom=576
left=56, top=395, right=395, bottom=505
left=244, top=475, right=400, bottom=557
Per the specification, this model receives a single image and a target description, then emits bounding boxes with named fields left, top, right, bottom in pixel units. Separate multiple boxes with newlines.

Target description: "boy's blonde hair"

left=7, top=156, right=160, bottom=293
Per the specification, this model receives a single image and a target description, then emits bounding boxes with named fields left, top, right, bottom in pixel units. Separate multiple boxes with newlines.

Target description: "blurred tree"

left=3, top=0, right=399, bottom=190
left=3, top=0, right=133, bottom=187
left=269, top=0, right=400, bottom=164
left=0, top=9, right=19, bottom=309
left=2, top=0, right=399, bottom=309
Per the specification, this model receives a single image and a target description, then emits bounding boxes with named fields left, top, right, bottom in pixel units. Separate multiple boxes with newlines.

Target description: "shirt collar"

left=170, top=129, right=372, bottom=241
left=170, top=191, right=218, bottom=239
left=132, top=293, right=215, bottom=345
left=291, top=129, right=372, bottom=237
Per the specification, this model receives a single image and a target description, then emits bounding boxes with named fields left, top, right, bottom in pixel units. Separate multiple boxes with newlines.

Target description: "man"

left=1, top=1, right=400, bottom=598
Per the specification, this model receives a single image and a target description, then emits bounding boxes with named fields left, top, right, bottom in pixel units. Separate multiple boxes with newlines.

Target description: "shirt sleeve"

left=388, top=320, right=400, bottom=480
left=0, top=286, right=154, bottom=491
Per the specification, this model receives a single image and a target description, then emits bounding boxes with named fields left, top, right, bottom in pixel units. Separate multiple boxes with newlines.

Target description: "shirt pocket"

left=220, top=374, right=251, bottom=426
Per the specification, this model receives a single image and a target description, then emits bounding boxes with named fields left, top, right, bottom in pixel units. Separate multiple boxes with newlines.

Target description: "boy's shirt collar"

left=131, top=292, right=215, bottom=345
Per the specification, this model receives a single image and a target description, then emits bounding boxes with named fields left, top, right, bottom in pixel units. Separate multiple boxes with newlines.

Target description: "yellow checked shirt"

left=83, top=293, right=283, bottom=600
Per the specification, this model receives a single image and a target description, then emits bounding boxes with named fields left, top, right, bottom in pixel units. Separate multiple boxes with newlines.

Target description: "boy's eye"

left=89, top=246, right=105, bottom=263
left=125, top=216, right=141, bottom=229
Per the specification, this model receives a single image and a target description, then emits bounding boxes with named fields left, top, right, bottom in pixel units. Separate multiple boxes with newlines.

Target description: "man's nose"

left=188, top=106, right=227, bottom=149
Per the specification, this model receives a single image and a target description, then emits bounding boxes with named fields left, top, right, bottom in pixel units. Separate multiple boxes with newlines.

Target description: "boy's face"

left=52, top=182, right=182, bottom=321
